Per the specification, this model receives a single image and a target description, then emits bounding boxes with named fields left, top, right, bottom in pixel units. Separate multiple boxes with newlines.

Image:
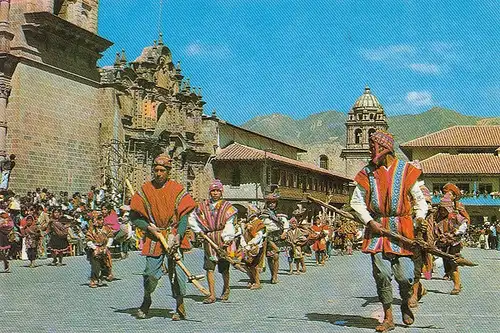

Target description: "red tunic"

left=311, top=224, right=329, bottom=252
left=355, top=159, right=421, bottom=256
left=130, top=180, right=196, bottom=257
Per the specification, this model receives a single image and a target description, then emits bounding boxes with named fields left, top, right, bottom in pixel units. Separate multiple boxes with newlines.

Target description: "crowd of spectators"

left=0, top=186, right=136, bottom=268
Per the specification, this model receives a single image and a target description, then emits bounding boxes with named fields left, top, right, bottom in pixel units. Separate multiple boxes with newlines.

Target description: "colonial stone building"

left=99, top=37, right=215, bottom=201
left=211, top=120, right=352, bottom=218
left=340, top=86, right=388, bottom=177
left=2, top=0, right=111, bottom=194
left=1, top=0, right=216, bottom=201
left=400, top=125, right=500, bottom=224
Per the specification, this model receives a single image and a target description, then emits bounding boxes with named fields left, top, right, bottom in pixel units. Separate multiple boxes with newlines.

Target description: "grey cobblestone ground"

left=1, top=248, right=499, bottom=333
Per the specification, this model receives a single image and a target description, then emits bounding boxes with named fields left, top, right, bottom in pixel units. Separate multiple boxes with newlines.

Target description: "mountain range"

left=241, top=107, right=500, bottom=148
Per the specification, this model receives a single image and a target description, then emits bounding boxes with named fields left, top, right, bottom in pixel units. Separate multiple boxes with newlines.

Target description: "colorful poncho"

left=355, top=159, right=421, bottom=256
left=194, top=199, right=237, bottom=260
left=130, top=180, right=196, bottom=257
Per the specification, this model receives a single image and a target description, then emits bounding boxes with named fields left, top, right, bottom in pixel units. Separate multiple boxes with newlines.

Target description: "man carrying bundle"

left=350, top=130, right=428, bottom=332
left=188, top=179, right=237, bottom=304
left=260, top=193, right=289, bottom=284
left=130, top=154, right=197, bottom=321
left=434, top=183, right=469, bottom=295
left=240, top=204, right=266, bottom=290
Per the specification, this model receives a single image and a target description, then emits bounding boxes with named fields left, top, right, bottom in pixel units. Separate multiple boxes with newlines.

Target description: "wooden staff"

left=125, top=179, right=210, bottom=296
left=307, top=195, right=477, bottom=267
left=199, top=232, right=247, bottom=273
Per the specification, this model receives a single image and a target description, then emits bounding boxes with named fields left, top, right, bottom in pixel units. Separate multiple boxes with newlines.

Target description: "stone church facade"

left=1, top=0, right=217, bottom=200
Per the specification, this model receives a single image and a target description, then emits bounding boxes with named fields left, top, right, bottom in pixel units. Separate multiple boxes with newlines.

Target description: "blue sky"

left=98, top=0, right=500, bottom=125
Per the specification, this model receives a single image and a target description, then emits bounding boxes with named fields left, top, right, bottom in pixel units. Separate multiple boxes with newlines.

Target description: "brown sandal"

left=375, top=320, right=395, bottom=332
left=171, top=312, right=186, bottom=321
left=203, top=296, right=216, bottom=304
left=220, top=289, right=230, bottom=301
left=401, top=304, right=415, bottom=325
left=450, top=288, right=460, bottom=295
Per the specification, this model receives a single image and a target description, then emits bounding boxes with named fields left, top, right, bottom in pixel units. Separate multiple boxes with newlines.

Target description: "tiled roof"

left=421, top=153, right=500, bottom=174
left=401, top=125, right=500, bottom=147
left=220, top=122, right=307, bottom=152
left=215, top=143, right=352, bottom=181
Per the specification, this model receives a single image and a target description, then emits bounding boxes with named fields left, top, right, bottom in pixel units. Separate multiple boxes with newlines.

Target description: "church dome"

left=352, top=86, right=383, bottom=110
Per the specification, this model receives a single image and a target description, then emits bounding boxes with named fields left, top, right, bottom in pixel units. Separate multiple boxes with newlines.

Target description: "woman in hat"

left=47, top=207, right=70, bottom=266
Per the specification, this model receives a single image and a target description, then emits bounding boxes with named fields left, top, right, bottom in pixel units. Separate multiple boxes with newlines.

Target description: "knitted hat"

left=209, top=179, right=223, bottom=192
left=443, top=183, right=461, bottom=199
left=264, top=192, right=280, bottom=202
left=153, top=154, right=173, bottom=169
left=370, top=130, right=395, bottom=152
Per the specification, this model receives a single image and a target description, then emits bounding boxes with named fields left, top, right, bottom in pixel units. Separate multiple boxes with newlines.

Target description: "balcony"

left=431, top=194, right=500, bottom=206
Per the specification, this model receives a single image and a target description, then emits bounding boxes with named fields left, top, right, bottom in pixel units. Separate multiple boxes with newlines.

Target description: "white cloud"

left=186, top=43, right=203, bottom=56
left=361, top=44, right=416, bottom=61
left=361, top=42, right=459, bottom=75
left=408, top=63, right=441, bottom=74
left=405, top=91, right=434, bottom=106
left=185, top=41, right=231, bottom=59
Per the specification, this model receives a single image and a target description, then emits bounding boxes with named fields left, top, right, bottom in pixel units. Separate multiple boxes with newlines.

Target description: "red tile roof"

left=215, top=143, right=352, bottom=181
left=401, top=125, right=500, bottom=147
left=421, top=153, right=500, bottom=174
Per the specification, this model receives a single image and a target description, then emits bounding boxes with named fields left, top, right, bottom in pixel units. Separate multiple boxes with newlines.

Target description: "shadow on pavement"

left=425, top=289, right=449, bottom=295
left=237, top=278, right=273, bottom=285
left=113, top=307, right=173, bottom=319
left=112, top=307, right=203, bottom=322
left=355, top=296, right=401, bottom=307
left=79, top=283, right=109, bottom=288
left=305, top=313, right=381, bottom=329
left=304, top=313, right=445, bottom=330
left=184, top=294, right=206, bottom=302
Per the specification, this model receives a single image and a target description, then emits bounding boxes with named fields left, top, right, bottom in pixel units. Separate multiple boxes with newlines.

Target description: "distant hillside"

left=243, top=110, right=346, bottom=147
left=241, top=107, right=500, bottom=147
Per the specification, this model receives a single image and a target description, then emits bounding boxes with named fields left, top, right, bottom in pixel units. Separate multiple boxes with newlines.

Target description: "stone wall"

left=6, top=62, right=104, bottom=194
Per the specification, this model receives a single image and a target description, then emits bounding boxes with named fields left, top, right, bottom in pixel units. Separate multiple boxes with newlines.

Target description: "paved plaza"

left=1, top=247, right=499, bottom=333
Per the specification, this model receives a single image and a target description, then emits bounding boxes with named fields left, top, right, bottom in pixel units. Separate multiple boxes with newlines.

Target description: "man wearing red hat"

left=260, top=192, right=289, bottom=284
left=435, top=187, right=469, bottom=295
left=188, top=179, right=237, bottom=304
left=351, top=130, right=428, bottom=332
left=130, top=153, right=197, bottom=321
left=443, top=183, right=471, bottom=224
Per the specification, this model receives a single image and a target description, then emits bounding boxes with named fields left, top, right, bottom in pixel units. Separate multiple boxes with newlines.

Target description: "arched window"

left=354, top=128, right=363, bottom=144
left=156, top=103, right=166, bottom=121
left=319, top=155, right=328, bottom=169
left=368, top=128, right=376, bottom=138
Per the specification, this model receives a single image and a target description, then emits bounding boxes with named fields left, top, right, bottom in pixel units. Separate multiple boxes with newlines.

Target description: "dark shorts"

left=203, top=256, right=230, bottom=273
